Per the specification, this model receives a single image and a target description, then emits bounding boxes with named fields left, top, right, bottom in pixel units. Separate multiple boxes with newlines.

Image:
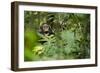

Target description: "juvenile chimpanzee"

left=39, top=23, right=53, bottom=36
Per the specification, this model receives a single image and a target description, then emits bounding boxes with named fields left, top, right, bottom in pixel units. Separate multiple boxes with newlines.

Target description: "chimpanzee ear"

left=38, top=25, right=43, bottom=32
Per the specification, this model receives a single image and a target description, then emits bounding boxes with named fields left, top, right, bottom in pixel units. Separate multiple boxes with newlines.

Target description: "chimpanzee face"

left=39, top=23, right=53, bottom=36
left=42, top=24, right=50, bottom=32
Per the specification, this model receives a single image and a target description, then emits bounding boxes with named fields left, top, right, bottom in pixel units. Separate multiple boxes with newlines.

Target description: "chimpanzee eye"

left=44, top=26, right=48, bottom=28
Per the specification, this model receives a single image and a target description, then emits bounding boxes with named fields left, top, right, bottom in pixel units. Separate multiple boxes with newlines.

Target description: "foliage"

left=24, top=11, right=90, bottom=61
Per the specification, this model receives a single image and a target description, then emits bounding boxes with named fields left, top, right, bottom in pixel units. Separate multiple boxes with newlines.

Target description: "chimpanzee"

left=39, top=23, right=54, bottom=36
left=38, top=23, right=54, bottom=44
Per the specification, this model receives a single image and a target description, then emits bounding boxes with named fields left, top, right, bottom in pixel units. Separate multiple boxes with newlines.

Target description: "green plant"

left=24, top=11, right=90, bottom=61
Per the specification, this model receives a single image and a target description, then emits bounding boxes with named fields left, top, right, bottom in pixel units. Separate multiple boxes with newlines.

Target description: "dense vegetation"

left=24, top=11, right=90, bottom=61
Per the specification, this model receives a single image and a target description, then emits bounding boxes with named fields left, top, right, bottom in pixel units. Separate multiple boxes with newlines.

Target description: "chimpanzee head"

left=39, top=23, right=53, bottom=36
left=42, top=23, right=50, bottom=32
